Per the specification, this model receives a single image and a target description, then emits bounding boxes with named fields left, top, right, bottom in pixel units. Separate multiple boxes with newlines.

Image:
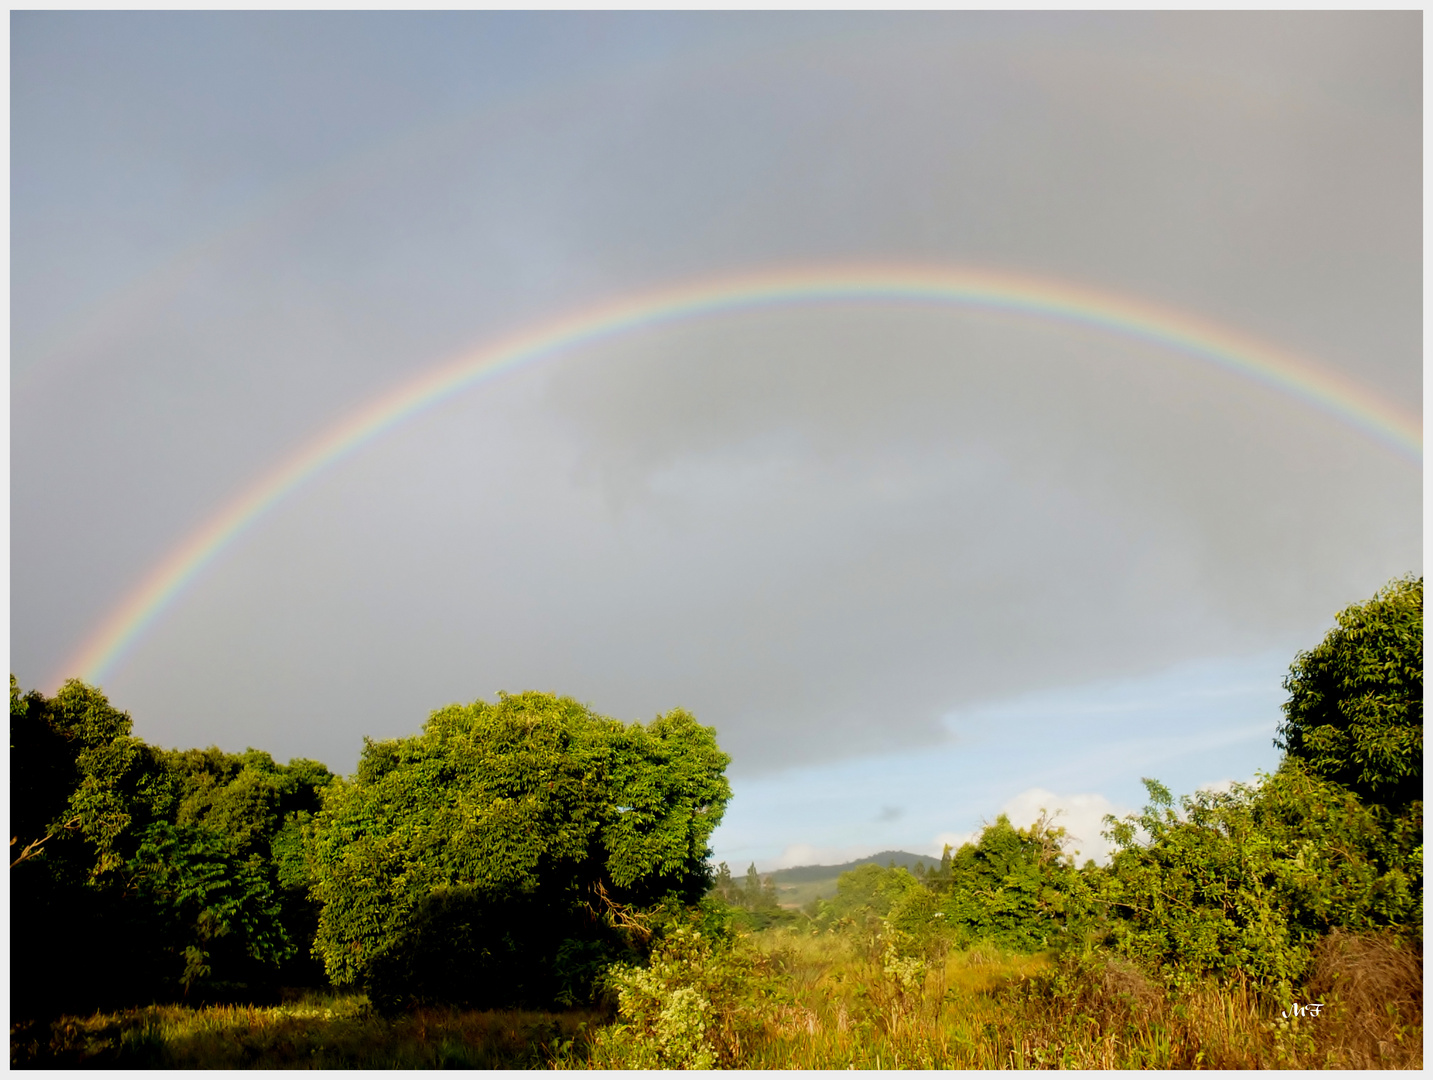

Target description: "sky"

left=11, top=12, right=1422, bottom=870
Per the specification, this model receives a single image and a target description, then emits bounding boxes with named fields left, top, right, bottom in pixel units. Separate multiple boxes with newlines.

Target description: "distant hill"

left=768, top=850, right=938, bottom=884
left=762, top=850, right=939, bottom=907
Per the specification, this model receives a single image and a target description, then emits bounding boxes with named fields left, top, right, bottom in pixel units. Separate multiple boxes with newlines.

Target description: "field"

left=12, top=928, right=1419, bottom=1070
left=10, top=995, right=602, bottom=1070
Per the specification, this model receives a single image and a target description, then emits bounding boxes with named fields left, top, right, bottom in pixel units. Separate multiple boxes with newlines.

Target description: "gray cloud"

left=11, top=13, right=1419, bottom=778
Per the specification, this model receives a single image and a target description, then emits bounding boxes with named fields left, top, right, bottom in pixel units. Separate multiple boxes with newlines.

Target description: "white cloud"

left=996, top=787, right=1130, bottom=865
left=932, top=830, right=977, bottom=853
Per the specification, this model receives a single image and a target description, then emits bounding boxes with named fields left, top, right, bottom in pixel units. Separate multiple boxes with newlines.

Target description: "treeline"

left=794, top=759, right=1419, bottom=988
left=10, top=684, right=335, bottom=1016
left=10, top=687, right=731, bottom=1020
left=9, top=575, right=1422, bottom=1036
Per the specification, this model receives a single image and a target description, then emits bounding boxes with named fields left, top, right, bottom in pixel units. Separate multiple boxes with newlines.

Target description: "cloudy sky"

left=12, top=13, right=1421, bottom=869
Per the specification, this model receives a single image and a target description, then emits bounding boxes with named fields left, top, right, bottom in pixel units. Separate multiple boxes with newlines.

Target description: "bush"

left=590, top=929, right=781, bottom=1069
left=941, top=813, right=1094, bottom=951
left=810, top=863, right=923, bottom=931
left=1103, top=767, right=1422, bottom=987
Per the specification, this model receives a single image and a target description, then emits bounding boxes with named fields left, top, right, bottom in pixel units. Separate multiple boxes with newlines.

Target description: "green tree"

left=710, top=861, right=738, bottom=904
left=127, top=819, right=290, bottom=994
left=10, top=676, right=83, bottom=868
left=707, top=861, right=772, bottom=910
left=155, top=745, right=335, bottom=992
left=1276, top=575, right=1422, bottom=808
left=744, top=862, right=763, bottom=901
left=10, top=679, right=334, bottom=1014
left=811, top=862, right=923, bottom=928
left=11, top=679, right=179, bottom=1015
left=307, top=691, right=730, bottom=1010
left=939, top=813, right=1092, bottom=950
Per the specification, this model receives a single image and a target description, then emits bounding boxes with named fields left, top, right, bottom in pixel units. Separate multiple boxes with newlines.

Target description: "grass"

left=575, top=926, right=1422, bottom=1070
left=11, top=930, right=1420, bottom=1069
left=758, top=926, right=1421, bottom=1069
left=10, top=993, right=604, bottom=1069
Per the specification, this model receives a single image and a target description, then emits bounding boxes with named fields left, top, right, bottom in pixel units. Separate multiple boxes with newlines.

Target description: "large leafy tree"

left=11, top=678, right=179, bottom=1014
left=10, top=678, right=334, bottom=1015
left=155, top=745, right=335, bottom=992
left=307, top=691, right=730, bottom=1010
left=1102, top=578, right=1423, bottom=987
left=1276, top=575, right=1422, bottom=808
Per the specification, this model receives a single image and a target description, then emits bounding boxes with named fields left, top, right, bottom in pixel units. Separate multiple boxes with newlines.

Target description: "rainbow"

left=61, top=263, right=1422, bottom=687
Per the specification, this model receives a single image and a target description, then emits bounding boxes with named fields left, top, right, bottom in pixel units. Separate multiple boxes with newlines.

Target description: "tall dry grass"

left=578, top=925, right=1422, bottom=1069
left=1300, top=929, right=1423, bottom=1069
left=10, top=928, right=1420, bottom=1069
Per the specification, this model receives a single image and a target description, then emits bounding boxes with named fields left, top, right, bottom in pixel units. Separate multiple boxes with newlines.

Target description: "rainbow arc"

left=62, top=264, right=1422, bottom=687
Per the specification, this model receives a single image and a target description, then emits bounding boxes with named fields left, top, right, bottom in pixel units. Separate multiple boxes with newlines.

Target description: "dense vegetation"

left=1276, top=574, right=1422, bottom=809
left=11, top=576, right=1422, bottom=1068
left=10, top=679, right=333, bottom=1016
left=308, top=692, right=730, bottom=1012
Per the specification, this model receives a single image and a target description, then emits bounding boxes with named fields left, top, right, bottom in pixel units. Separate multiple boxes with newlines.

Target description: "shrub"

left=591, top=929, right=781, bottom=1069
left=941, top=813, right=1094, bottom=951
left=1103, top=766, right=1422, bottom=987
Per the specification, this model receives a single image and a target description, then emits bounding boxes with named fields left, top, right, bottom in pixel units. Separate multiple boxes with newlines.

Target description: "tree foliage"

left=10, top=574, right=1421, bottom=1019
left=10, top=678, right=333, bottom=1016
left=1102, top=765, right=1421, bottom=987
left=710, top=861, right=794, bottom=929
left=811, top=862, right=924, bottom=927
left=1276, top=575, right=1422, bottom=808
left=306, top=691, right=730, bottom=1010
left=940, top=813, right=1094, bottom=951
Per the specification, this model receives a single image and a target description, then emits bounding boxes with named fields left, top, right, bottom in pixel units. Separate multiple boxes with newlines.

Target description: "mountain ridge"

left=766, top=849, right=939, bottom=885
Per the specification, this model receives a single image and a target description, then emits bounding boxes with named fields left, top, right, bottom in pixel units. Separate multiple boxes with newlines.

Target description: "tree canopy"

left=306, top=690, right=730, bottom=1011
left=1276, top=575, right=1422, bottom=808
left=10, top=678, right=333, bottom=1016
left=1102, top=767, right=1421, bottom=987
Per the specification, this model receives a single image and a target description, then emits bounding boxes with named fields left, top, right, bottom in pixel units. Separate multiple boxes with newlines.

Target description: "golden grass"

left=11, top=930, right=1420, bottom=1069
left=10, top=992, right=603, bottom=1069
left=727, top=928, right=1421, bottom=1071
left=1301, top=929, right=1424, bottom=1069
left=581, top=926, right=1422, bottom=1070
